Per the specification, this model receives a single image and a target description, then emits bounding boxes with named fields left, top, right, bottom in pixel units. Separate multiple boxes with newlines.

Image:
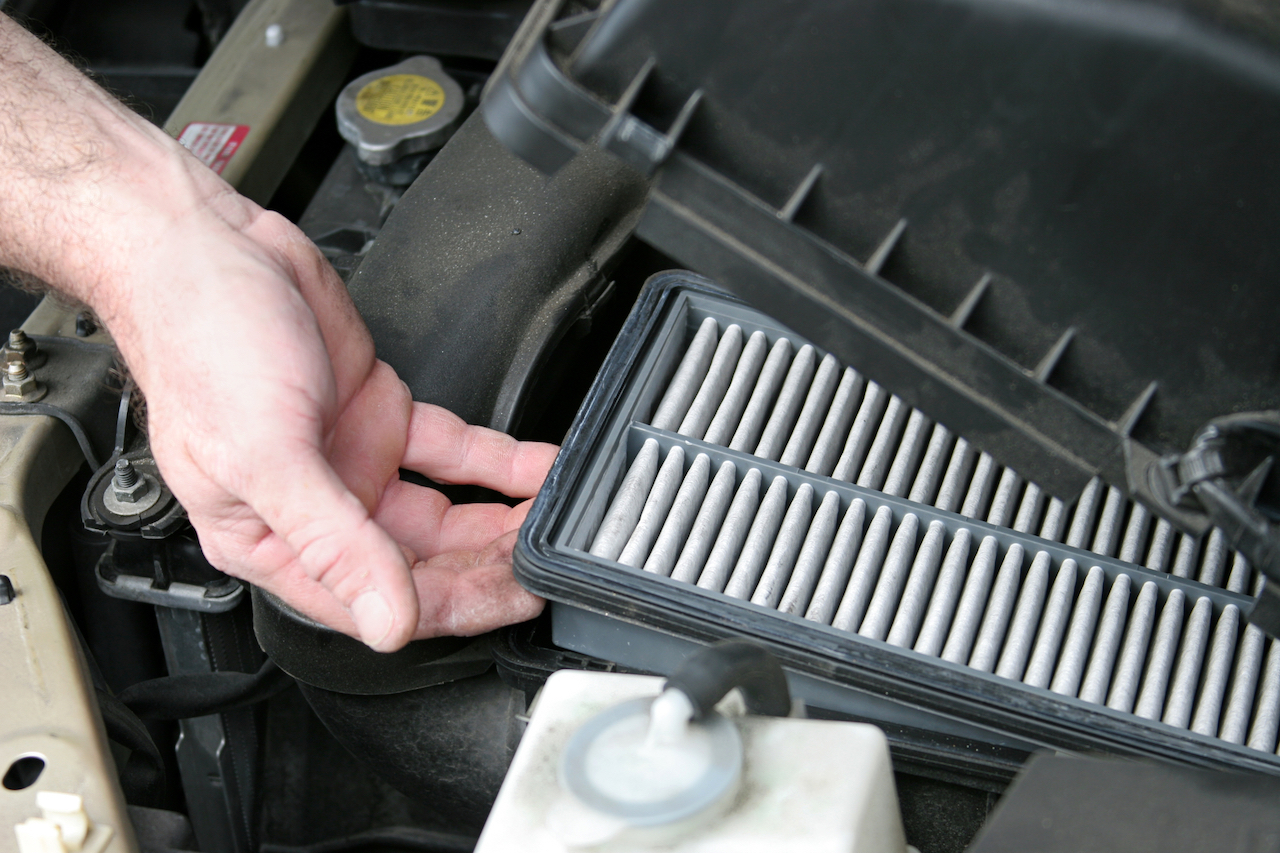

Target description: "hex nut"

left=103, top=472, right=162, bottom=515
left=2, top=363, right=45, bottom=402
left=3, top=329, right=45, bottom=369
left=113, top=475, right=150, bottom=503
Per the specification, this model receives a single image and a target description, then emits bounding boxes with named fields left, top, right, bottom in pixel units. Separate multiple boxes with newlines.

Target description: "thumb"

left=249, top=446, right=419, bottom=651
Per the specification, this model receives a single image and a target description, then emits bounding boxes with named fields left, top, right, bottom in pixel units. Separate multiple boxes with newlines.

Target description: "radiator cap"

left=336, top=55, right=464, bottom=166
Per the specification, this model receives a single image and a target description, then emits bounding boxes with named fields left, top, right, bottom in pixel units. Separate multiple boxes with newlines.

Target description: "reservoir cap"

left=559, top=694, right=742, bottom=828
left=336, top=55, right=464, bottom=166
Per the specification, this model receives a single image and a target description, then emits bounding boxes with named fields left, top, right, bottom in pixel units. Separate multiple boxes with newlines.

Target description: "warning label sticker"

left=355, top=74, right=445, bottom=126
left=176, top=123, right=250, bottom=175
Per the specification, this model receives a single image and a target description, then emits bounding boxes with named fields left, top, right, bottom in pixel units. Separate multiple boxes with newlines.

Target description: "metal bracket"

left=0, top=335, right=120, bottom=471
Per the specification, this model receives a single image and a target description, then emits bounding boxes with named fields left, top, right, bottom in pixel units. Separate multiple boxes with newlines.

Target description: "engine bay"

left=4, top=0, right=1280, bottom=851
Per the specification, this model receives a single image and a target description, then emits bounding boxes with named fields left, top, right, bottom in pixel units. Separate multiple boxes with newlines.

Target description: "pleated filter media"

left=572, top=302, right=1280, bottom=756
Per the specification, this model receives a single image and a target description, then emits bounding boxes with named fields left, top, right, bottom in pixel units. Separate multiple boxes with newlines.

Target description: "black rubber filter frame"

left=515, top=272, right=1280, bottom=781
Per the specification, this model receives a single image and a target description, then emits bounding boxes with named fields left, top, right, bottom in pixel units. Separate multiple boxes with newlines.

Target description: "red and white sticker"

left=176, top=122, right=250, bottom=175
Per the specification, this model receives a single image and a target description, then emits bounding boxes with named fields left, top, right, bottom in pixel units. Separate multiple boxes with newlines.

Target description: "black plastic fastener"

left=665, top=639, right=791, bottom=720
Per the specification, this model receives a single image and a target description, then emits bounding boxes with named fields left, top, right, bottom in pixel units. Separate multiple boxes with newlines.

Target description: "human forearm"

left=0, top=16, right=184, bottom=309
left=0, top=14, right=338, bottom=398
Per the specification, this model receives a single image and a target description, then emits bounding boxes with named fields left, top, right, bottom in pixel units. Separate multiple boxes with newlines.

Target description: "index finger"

left=402, top=402, right=559, bottom=498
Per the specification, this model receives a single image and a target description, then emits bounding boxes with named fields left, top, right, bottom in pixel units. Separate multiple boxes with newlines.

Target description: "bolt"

left=3, top=328, right=42, bottom=367
left=111, top=458, right=151, bottom=504
left=113, top=458, right=139, bottom=489
left=2, top=352, right=43, bottom=401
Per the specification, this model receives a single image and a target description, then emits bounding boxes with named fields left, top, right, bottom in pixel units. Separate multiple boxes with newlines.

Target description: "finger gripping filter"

left=515, top=272, right=1280, bottom=780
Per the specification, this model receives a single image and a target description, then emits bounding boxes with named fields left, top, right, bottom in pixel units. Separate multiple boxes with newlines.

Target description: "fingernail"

left=351, top=591, right=394, bottom=650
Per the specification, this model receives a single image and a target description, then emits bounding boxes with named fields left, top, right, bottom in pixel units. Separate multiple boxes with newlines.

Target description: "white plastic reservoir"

left=475, top=670, right=912, bottom=853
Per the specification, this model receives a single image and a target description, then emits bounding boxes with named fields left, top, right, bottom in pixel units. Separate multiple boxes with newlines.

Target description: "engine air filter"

left=516, top=272, right=1280, bottom=778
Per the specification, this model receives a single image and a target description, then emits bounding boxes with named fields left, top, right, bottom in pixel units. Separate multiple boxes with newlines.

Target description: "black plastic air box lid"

left=515, top=271, right=1280, bottom=779
left=485, top=0, right=1280, bottom=519
left=346, top=0, right=532, bottom=60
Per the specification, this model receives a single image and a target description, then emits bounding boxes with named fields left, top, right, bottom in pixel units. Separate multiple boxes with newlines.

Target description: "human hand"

left=0, top=16, right=559, bottom=651
left=117, top=187, right=559, bottom=652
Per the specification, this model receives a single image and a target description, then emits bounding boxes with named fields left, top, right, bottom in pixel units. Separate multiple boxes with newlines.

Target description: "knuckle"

left=293, top=517, right=380, bottom=604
